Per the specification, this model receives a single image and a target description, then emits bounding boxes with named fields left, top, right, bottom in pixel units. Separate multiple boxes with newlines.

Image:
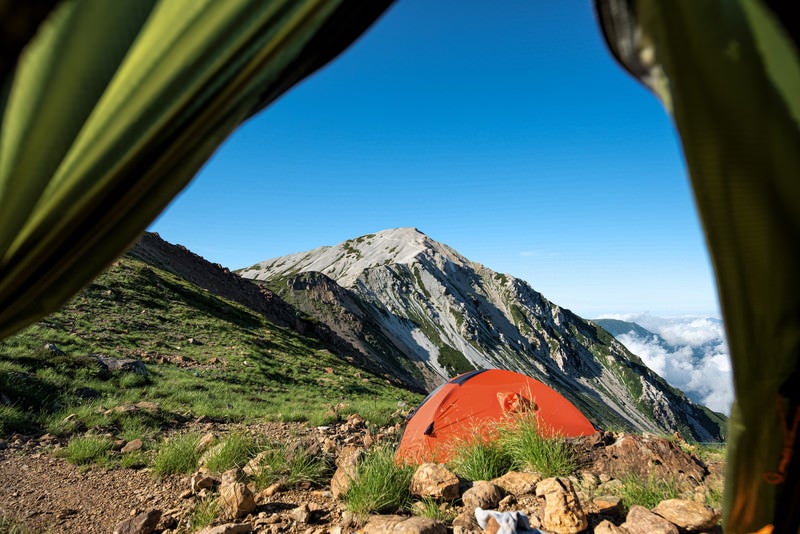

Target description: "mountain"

left=592, top=319, right=659, bottom=341
left=239, top=228, right=726, bottom=441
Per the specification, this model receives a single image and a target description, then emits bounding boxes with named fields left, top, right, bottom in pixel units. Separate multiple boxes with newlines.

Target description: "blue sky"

left=149, top=0, right=720, bottom=318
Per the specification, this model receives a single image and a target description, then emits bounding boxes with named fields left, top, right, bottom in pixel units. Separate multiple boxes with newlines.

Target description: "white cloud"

left=610, top=314, right=733, bottom=415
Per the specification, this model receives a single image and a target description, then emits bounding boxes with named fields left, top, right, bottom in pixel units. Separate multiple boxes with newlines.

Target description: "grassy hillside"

left=0, top=254, right=422, bottom=438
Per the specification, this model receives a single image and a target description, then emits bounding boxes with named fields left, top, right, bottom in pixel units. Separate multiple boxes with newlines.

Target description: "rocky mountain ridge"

left=240, top=228, right=725, bottom=442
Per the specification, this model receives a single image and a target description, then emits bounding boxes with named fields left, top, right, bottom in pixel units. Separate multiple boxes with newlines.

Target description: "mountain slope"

left=241, top=228, right=726, bottom=441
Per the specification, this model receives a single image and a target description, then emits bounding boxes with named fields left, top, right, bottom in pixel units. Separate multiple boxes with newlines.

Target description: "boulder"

left=462, top=481, right=504, bottom=511
left=593, top=519, right=628, bottom=534
left=535, top=477, right=587, bottom=534
left=331, top=445, right=364, bottom=499
left=652, top=499, right=720, bottom=531
left=96, top=356, right=148, bottom=376
left=491, top=471, right=541, bottom=496
left=409, top=463, right=460, bottom=501
left=622, top=505, right=678, bottom=534
left=121, top=439, right=143, bottom=454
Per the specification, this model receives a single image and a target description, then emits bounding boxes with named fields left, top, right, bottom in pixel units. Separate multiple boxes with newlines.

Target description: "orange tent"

left=396, top=369, right=596, bottom=464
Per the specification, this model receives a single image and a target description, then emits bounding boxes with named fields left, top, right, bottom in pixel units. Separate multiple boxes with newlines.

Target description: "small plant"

left=0, top=515, right=39, bottom=534
left=615, top=473, right=682, bottom=509
left=58, top=435, right=113, bottom=466
left=344, top=446, right=414, bottom=515
left=204, top=433, right=260, bottom=473
left=119, top=449, right=149, bottom=469
left=413, top=497, right=457, bottom=522
left=187, top=496, right=219, bottom=529
left=251, top=444, right=330, bottom=489
left=500, top=414, right=577, bottom=477
left=448, top=437, right=511, bottom=481
left=152, top=433, right=200, bottom=475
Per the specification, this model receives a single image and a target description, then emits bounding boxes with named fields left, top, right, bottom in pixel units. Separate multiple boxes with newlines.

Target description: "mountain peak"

left=241, top=228, right=464, bottom=286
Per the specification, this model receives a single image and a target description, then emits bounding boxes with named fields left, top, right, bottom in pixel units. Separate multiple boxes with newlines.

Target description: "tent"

left=0, top=2, right=798, bottom=532
left=395, top=369, right=597, bottom=464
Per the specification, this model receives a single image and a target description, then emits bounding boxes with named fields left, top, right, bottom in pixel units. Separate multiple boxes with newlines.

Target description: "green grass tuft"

left=57, top=435, right=113, bottom=466
left=448, top=437, right=512, bottom=481
left=152, top=433, right=201, bottom=475
left=499, top=414, right=578, bottom=477
left=344, top=446, right=414, bottom=515
left=615, top=473, right=682, bottom=509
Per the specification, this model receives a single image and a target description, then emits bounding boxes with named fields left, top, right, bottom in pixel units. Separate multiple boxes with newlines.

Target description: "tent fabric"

left=396, top=369, right=596, bottom=464
left=595, top=1, right=800, bottom=532
left=0, top=0, right=392, bottom=341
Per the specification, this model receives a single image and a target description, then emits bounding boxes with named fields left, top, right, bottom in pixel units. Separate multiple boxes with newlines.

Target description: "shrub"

left=152, top=433, right=200, bottom=475
left=344, top=446, right=414, bottom=515
left=251, top=444, right=330, bottom=489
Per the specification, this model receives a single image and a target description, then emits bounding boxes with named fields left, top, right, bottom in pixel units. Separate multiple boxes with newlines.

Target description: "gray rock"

left=96, top=356, right=147, bottom=376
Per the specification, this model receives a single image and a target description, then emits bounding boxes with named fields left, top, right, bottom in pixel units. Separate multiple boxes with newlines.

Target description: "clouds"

left=598, top=313, right=733, bottom=415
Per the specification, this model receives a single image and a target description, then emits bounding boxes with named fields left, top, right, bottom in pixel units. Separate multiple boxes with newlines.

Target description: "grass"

left=187, top=496, right=219, bottom=530
left=250, top=444, right=331, bottom=489
left=448, top=437, right=512, bottom=481
left=0, top=516, right=40, bottom=534
left=203, top=433, right=261, bottom=473
left=413, top=497, right=458, bottom=522
left=152, top=433, right=201, bottom=475
left=500, top=413, right=578, bottom=477
left=614, top=473, right=682, bottom=509
left=343, top=446, right=415, bottom=515
left=0, top=254, right=422, bottom=441
left=56, top=435, right=113, bottom=466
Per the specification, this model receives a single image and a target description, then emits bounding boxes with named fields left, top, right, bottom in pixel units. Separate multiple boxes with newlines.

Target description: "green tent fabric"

left=0, top=0, right=392, bottom=341
left=597, top=1, right=800, bottom=532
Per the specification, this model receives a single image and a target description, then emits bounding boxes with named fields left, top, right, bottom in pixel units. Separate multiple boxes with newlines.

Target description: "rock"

left=593, top=495, right=623, bottom=515
left=291, top=503, right=311, bottom=524
left=121, top=439, right=143, bottom=454
left=112, top=510, right=161, bottom=534
left=452, top=510, right=481, bottom=534
left=96, top=356, right=148, bottom=376
left=191, top=473, right=218, bottom=493
left=196, top=523, right=252, bottom=534
left=534, top=477, right=587, bottom=534
left=410, top=463, right=460, bottom=501
left=652, top=499, right=720, bottom=531
left=45, top=343, right=65, bottom=355
left=196, top=432, right=217, bottom=455
left=492, top=471, right=541, bottom=496
left=594, top=519, right=628, bottom=533
left=622, top=505, right=679, bottom=534
left=222, top=468, right=245, bottom=486
left=219, top=482, right=256, bottom=519
left=244, top=450, right=271, bottom=477
left=331, top=445, right=364, bottom=499
left=362, top=515, right=446, bottom=533
left=462, top=481, right=503, bottom=511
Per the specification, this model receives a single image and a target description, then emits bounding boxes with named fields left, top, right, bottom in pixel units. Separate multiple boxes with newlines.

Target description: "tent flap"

left=0, top=0, right=393, bottom=340
left=595, top=1, right=800, bottom=532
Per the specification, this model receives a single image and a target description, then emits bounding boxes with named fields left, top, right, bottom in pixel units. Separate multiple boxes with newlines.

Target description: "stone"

left=191, top=473, right=218, bottom=493
left=652, top=499, right=720, bottom=531
left=331, top=445, right=364, bottom=499
left=221, top=468, right=245, bottom=486
left=594, top=519, right=628, bottom=533
left=292, top=503, right=311, bottom=524
left=112, top=510, right=161, bottom=534
left=492, top=471, right=541, bottom=496
left=121, top=439, right=143, bottom=453
left=196, top=432, right=217, bottom=454
left=195, top=523, right=252, bottom=534
left=410, top=463, right=460, bottom=501
left=362, top=515, right=446, bottom=533
left=96, top=356, right=148, bottom=376
left=462, top=481, right=504, bottom=511
left=593, top=495, right=623, bottom=514
left=219, top=482, right=256, bottom=519
left=535, top=477, right=587, bottom=534
left=244, top=450, right=271, bottom=477
left=622, top=505, right=679, bottom=534
left=452, top=510, right=481, bottom=533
